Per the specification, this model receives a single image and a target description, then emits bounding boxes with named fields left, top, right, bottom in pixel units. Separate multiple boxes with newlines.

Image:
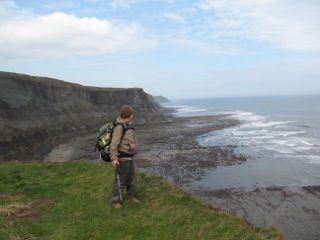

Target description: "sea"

left=164, top=95, right=320, bottom=190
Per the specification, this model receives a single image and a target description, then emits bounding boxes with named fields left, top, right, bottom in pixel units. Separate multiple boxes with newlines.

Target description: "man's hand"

left=112, top=159, right=119, bottom=169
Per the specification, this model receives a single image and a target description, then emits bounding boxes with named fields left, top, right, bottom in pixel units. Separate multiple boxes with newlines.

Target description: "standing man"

left=110, top=105, right=140, bottom=208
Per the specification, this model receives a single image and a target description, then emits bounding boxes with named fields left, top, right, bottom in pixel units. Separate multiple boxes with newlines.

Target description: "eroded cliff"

left=0, top=71, right=163, bottom=160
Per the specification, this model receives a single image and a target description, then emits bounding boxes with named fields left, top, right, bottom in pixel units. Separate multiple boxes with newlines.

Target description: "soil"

left=0, top=198, right=54, bottom=221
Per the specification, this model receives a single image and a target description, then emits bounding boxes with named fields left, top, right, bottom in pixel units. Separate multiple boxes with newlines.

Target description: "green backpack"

left=94, top=121, right=126, bottom=162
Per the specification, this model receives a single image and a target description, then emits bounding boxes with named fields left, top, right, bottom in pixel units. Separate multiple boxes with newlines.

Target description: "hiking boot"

left=112, top=202, right=123, bottom=209
left=129, top=197, right=140, bottom=203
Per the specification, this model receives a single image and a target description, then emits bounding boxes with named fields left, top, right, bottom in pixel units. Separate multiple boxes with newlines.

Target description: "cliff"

left=154, top=96, right=170, bottom=103
left=0, top=71, right=163, bottom=160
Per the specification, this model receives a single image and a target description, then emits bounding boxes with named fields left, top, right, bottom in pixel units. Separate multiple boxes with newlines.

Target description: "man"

left=110, top=105, right=140, bottom=208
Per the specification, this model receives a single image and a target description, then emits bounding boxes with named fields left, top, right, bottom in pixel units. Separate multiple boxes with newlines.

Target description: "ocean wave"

left=200, top=110, right=320, bottom=163
left=244, top=121, right=290, bottom=128
left=264, top=146, right=295, bottom=154
left=163, top=104, right=189, bottom=108
left=164, top=104, right=207, bottom=114
left=219, top=111, right=265, bottom=122
left=178, top=107, right=207, bottom=113
left=301, top=140, right=314, bottom=146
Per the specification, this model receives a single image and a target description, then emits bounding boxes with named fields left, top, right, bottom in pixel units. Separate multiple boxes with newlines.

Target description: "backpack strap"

left=115, top=123, right=127, bottom=143
left=112, top=122, right=129, bottom=148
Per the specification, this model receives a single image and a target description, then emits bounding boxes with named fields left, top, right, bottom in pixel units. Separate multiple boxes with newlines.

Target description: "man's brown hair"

left=119, top=105, right=134, bottom=119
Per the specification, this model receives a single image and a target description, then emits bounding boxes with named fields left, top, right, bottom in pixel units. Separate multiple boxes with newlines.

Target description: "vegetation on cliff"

left=0, top=161, right=281, bottom=239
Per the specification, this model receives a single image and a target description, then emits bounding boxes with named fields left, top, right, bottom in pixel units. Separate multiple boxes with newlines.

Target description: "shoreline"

left=134, top=114, right=247, bottom=184
left=135, top=113, right=320, bottom=240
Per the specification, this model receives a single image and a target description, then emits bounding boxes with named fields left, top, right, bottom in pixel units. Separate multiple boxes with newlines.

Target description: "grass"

left=0, top=161, right=282, bottom=240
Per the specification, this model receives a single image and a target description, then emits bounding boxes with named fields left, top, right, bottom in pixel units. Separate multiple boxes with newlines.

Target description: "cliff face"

left=0, top=71, right=163, bottom=160
left=154, top=96, right=170, bottom=103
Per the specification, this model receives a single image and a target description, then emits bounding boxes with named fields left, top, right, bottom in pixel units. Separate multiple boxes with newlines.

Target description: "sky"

left=1, top=0, right=320, bottom=99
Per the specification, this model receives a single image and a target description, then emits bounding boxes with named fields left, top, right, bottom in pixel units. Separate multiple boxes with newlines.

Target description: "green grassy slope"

left=0, top=162, right=282, bottom=240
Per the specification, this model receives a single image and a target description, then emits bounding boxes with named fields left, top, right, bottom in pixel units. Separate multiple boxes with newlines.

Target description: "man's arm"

left=110, top=125, right=123, bottom=162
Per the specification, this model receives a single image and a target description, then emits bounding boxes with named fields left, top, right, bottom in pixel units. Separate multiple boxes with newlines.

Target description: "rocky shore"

left=45, top=115, right=246, bottom=178
left=134, top=115, right=246, bottom=184
left=136, top=115, right=320, bottom=240
left=190, top=185, right=320, bottom=240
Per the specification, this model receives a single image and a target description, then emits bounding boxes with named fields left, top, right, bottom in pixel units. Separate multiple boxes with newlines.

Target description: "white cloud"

left=0, top=1, right=157, bottom=61
left=198, top=0, right=320, bottom=51
left=162, top=12, right=186, bottom=24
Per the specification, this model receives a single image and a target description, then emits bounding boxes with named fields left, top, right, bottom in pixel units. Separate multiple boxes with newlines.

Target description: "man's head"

left=119, top=105, right=134, bottom=121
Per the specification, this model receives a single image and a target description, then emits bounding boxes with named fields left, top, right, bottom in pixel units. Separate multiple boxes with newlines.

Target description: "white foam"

left=301, top=140, right=314, bottom=146
left=243, top=121, right=289, bottom=129
left=271, top=139, right=296, bottom=147
left=164, top=104, right=207, bottom=115
left=164, top=104, right=189, bottom=108
left=295, top=146, right=314, bottom=151
left=178, top=107, right=207, bottom=113
left=220, top=111, right=265, bottom=122
left=264, top=146, right=294, bottom=154
left=198, top=108, right=320, bottom=164
left=279, top=131, right=305, bottom=137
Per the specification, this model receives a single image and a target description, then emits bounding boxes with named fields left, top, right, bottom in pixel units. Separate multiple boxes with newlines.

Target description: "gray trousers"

left=111, top=160, right=137, bottom=203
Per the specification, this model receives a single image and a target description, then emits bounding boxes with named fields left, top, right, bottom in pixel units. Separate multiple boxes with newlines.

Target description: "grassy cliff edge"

left=0, top=162, right=282, bottom=240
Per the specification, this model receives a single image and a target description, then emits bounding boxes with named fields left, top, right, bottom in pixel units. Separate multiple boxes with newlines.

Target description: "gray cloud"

left=198, top=0, right=320, bottom=52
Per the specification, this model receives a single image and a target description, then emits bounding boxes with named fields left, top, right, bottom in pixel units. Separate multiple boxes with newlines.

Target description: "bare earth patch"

left=0, top=198, right=54, bottom=220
